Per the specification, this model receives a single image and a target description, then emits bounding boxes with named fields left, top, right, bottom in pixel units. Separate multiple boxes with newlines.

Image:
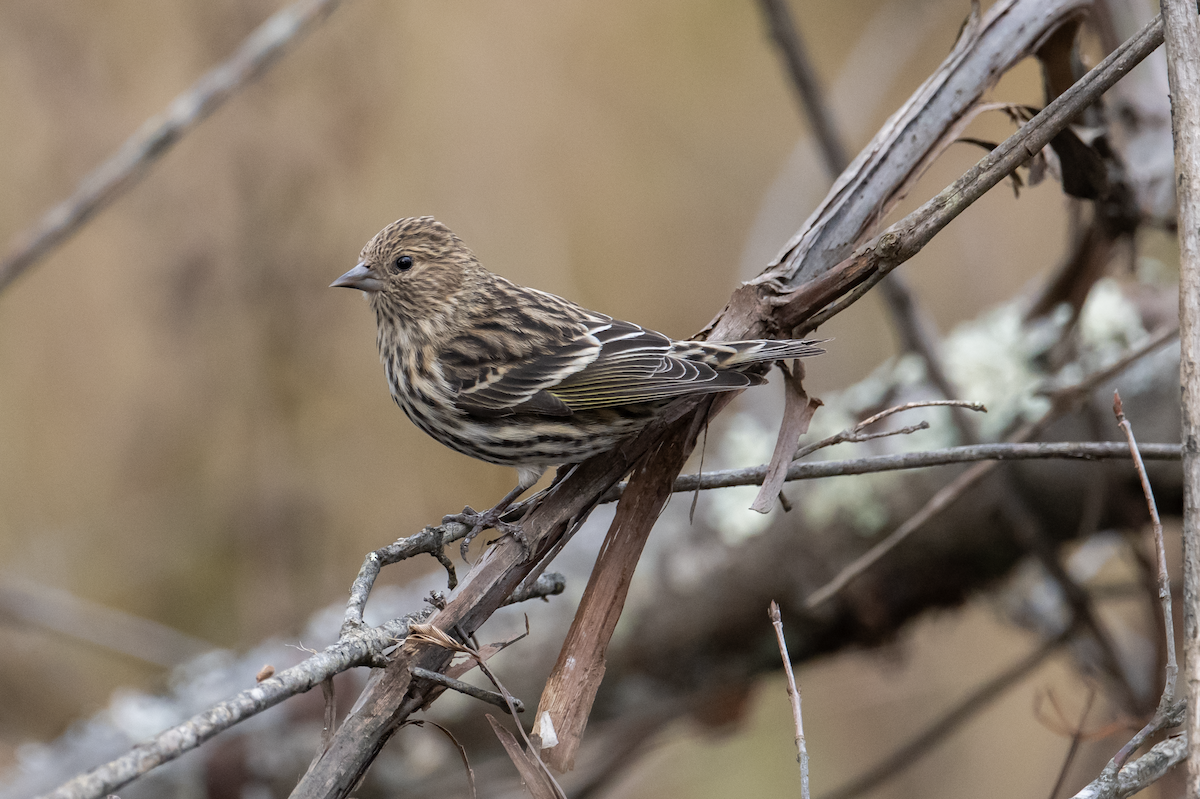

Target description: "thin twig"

left=601, top=441, right=1181, bottom=503
left=341, top=522, right=469, bottom=634
left=0, top=0, right=346, bottom=294
left=399, top=720, right=478, bottom=799
left=411, top=666, right=526, bottom=713
left=1071, top=392, right=1189, bottom=797
left=1113, top=391, right=1177, bottom=704
left=769, top=601, right=810, bottom=798
left=793, top=400, right=986, bottom=460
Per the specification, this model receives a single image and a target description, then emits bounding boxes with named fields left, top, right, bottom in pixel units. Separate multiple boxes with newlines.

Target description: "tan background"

left=0, top=0, right=1152, bottom=795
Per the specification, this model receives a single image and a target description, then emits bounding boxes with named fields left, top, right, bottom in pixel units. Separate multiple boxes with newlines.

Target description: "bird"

left=332, top=216, right=825, bottom=557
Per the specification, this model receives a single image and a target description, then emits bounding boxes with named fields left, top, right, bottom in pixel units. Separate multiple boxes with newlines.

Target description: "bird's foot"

left=443, top=505, right=530, bottom=561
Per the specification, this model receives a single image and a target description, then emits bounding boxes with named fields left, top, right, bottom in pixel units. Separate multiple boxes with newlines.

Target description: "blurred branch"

left=820, top=627, right=1072, bottom=799
left=756, top=0, right=848, bottom=177
left=0, top=0, right=346, bottom=295
left=1048, top=687, right=1098, bottom=799
left=0, top=575, right=211, bottom=668
left=1160, top=0, right=1200, bottom=792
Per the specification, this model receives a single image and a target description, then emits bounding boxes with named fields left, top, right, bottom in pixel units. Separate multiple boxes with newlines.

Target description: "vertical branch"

left=1113, top=392, right=1176, bottom=704
left=756, top=0, right=849, bottom=177
left=769, top=601, right=810, bottom=799
left=1159, top=0, right=1200, bottom=792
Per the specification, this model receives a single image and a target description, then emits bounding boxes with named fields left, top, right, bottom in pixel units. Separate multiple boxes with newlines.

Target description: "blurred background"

left=0, top=0, right=1180, bottom=797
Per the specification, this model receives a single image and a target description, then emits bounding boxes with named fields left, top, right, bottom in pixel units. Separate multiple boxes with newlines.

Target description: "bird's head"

left=331, top=216, right=480, bottom=317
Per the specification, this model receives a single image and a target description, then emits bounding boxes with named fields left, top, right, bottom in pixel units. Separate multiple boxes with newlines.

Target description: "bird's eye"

left=394, top=255, right=414, bottom=273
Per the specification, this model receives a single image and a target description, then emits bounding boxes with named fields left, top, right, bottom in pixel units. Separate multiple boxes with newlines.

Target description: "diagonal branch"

left=775, top=13, right=1167, bottom=333
left=0, top=0, right=346, bottom=294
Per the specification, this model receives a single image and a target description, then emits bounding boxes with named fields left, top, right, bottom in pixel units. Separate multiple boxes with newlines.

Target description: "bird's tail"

left=672, top=338, right=827, bottom=369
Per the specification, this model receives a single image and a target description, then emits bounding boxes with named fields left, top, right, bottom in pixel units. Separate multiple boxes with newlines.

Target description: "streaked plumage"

left=333, top=216, right=824, bottom=551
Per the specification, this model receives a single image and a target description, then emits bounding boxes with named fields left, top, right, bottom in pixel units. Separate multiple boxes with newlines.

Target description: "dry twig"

left=1113, top=391, right=1176, bottom=702
left=769, top=601, right=810, bottom=798
left=793, top=400, right=986, bottom=461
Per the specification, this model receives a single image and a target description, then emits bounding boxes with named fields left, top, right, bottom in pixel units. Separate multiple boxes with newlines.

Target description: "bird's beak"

left=331, top=262, right=386, bottom=292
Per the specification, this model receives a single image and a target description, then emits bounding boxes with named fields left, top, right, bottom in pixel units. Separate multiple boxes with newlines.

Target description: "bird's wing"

left=446, top=318, right=756, bottom=417
left=444, top=316, right=606, bottom=418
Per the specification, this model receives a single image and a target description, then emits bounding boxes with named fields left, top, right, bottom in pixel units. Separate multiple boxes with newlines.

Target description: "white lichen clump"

left=709, top=280, right=1150, bottom=540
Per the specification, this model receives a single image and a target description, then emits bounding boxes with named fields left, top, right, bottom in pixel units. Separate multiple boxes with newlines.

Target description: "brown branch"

left=535, top=405, right=709, bottom=772
left=0, top=0, right=346, bottom=295
left=410, top=667, right=526, bottom=714
left=746, top=0, right=1093, bottom=293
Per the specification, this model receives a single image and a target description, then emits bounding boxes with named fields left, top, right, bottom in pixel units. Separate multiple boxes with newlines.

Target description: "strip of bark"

left=534, top=411, right=705, bottom=772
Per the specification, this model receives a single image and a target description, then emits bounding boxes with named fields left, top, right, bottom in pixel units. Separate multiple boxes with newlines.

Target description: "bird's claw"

left=443, top=506, right=530, bottom=561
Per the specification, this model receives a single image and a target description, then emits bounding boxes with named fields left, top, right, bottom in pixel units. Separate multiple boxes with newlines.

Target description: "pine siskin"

left=333, top=216, right=824, bottom=554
